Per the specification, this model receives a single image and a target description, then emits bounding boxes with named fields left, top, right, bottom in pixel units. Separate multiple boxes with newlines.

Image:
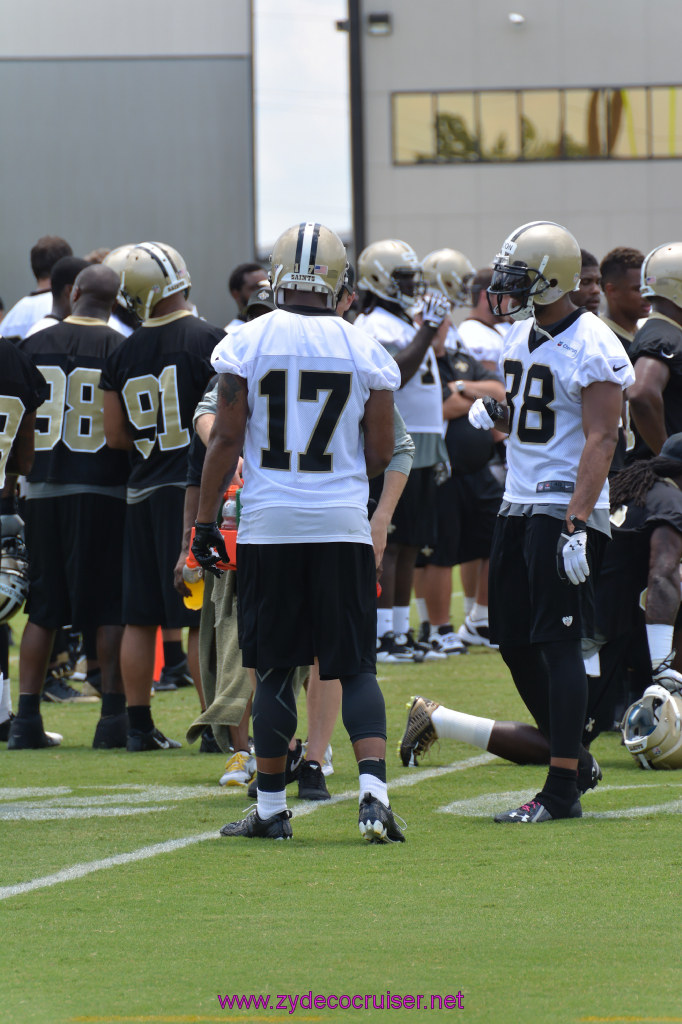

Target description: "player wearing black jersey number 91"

left=468, top=220, right=635, bottom=824
left=194, top=222, right=406, bottom=843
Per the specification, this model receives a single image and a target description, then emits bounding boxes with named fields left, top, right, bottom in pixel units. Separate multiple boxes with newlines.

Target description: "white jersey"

left=354, top=306, right=443, bottom=435
left=502, top=310, right=635, bottom=508
left=0, top=291, right=52, bottom=339
left=457, top=318, right=505, bottom=368
left=211, top=307, right=400, bottom=544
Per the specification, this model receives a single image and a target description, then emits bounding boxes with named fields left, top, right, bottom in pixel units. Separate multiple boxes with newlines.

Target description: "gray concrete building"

left=355, top=0, right=682, bottom=267
left=0, top=0, right=254, bottom=327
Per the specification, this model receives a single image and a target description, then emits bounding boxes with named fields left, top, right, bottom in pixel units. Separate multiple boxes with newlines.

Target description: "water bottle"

left=182, top=551, right=204, bottom=610
left=221, top=496, right=238, bottom=530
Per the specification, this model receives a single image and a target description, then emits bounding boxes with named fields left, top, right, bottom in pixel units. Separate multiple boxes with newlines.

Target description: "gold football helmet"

left=120, top=242, right=191, bottom=322
left=357, top=239, right=423, bottom=311
left=422, top=248, right=475, bottom=307
left=640, top=243, right=682, bottom=309
left=488, top=221, right=581, bottom=321
left=0, top=515, right=29, bottom=624
left=269, top=222, right=348, bottom=308
left=622, top=684, right=682, bottom=769
left=103, top=244, right=138, bottom=312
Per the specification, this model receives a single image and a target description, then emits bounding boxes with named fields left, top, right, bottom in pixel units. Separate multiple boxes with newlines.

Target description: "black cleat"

left=577, top=753, right=602, bottom=794
left=494, top=797, right=582, bottom=824
left=220, top=807, right=292, bottom=839
left=199, top=725, right=222, bottom=753
left=298, top=760, right=331, bottom=801
left=246, top=739, right=305, bottom=798
left=42, top=678, right=99, bottom=703
left=93, top=712, right=128, bottom=749
left=358, top=793, right=406, bottom=843
left=126, top=727, right=182, bottom=751
left=0, top=713, right=15, bottom=742
left=154, top=657, right=193, bottom=691
left=399, top=695, right=440, bottom=767
left=7, top=714, right=62, bottom=750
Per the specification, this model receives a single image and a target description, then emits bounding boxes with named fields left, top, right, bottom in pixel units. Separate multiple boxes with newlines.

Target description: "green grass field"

left=3, top=606, right=682, bottom=1024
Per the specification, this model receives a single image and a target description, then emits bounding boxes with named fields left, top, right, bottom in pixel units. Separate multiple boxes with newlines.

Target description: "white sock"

left=393, top=606, right=410, bottom=635
left=377, top=608, right=393, bottom=638
left=471, top=603, right=488, bottom=623
left=647, top=623, right=674, bottom=667
left=359, top=773, right=388, bottom=807
left=0, top=673, right=10, bottom=724
left=463, top=596, right=475, bottom=616
left=431, top=706, right=495, bottom=750
left=415, top=598, right=429, bottom=624
left=257, top=788, right=287, bottom=818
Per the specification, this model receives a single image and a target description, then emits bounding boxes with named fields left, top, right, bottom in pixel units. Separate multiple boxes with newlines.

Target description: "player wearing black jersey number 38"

left=468, top=220, right=635, bottom=824
left=192, top=222, right=405, bottom=843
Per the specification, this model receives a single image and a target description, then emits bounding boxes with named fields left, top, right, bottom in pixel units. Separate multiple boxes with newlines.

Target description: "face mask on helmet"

left=622, top=684, right=682, bottom=769
left=0, top=527, right=29, bottom=625
left=487, top=257, right=552, bottom=321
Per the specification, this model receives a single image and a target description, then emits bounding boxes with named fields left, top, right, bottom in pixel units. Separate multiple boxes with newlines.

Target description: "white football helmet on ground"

left=622, top=684, right=682, bottom=769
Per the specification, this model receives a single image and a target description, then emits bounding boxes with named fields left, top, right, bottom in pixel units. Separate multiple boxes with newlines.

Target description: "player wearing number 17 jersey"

left=192, top=222, right=405, bottom=843
left=100, top=243, right=223, bottom=751
left=468, top=221, right=634, bottom=824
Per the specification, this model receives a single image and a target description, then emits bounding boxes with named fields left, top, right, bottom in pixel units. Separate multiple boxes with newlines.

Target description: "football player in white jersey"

left=355, top=240, right=450, bottom=662
left=192, top=222, right=405, bottom=843
left=468, top=220, right=634, bottom=824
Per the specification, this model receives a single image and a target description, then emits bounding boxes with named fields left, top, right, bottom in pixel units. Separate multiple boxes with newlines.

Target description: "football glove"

left=468, top=396, right=505, bottom=430
left=652, top=651, right=682, bottom=696
left=420, top=290, right=450, bottom=329
left=191, top=521, right=228, bottom=578
left=556, top=517, right=589, bottom=585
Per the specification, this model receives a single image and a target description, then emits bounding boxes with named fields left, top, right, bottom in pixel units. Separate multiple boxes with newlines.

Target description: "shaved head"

left=72, top=264, right=120, bottom=318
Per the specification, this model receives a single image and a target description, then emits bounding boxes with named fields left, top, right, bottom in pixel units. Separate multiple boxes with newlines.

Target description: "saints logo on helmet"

left=269, top=223, right=348, bottom=308
left=622, top=684, right=682, bottom=769
left=357, top=239, right=423, bottom=311
left=422, top=249, right=475, bottom=307
left=0, top=515, right=29, bottom=624
left=487, top=221, right=581, bottom=321
left=640, top=243, right=682, bottom=309
left=120, top=242, right=191, bottom=322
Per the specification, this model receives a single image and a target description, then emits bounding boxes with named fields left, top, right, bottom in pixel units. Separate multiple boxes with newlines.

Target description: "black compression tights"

left=499, top=640, right=588, bottom=761
left=251, top=667, right=298, bottom=759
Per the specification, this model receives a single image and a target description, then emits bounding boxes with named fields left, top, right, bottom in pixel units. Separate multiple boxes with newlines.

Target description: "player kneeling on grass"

left=193, top=222, right=407, bottom=843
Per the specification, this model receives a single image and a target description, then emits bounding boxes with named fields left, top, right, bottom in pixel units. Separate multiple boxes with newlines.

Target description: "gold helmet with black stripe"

left=120, top=242, right=191, bottom=322
left=269, top=222, right=348, bottom=308
left=422, top=248, right=475, bottom=307
left=357, top=239, right=423, bottom=311
left=488, top=221, right=581, bottom=321
left=640, top=243, right=682, bottom=309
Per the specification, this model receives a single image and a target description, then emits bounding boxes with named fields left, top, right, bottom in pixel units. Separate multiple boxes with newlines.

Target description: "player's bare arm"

left=174, top=484, right=200, bottom=597
left=370, top=468, right=408, bottom=571
left=6, top=410, right=37, bottom=476
left=645, top=523, right=682, bottom=624
left=566, top=380, right=622, bottom=527
left=102, top=391, right=134, bottom=450
left=361, top=389, right=395, bottom=479
left=442, top=378, right=506, bottom=421
left=628, top=356, right=671, bottom=455
left=195, top=372, right=248, bottom=524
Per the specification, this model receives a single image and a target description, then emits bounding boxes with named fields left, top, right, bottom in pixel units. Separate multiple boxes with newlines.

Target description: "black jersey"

left=0, top=339, right=48, bottom=487
left=19, top=317, right=129, bottom=487
left=597, top=478, right=682, bottom=639
left=437, top=347, right=499, bottom=475
left=100, top=312, right=223, bottom=490
left=628, top=315, right=682, bottom=461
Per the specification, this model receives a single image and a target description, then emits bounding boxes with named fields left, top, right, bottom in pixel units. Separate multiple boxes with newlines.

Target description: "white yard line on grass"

left=0, top=754, right=495, bottom=901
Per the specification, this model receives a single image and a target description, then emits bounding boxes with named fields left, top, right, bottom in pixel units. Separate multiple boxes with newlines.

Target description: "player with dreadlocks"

left=399, top=433, right=682, bottom=778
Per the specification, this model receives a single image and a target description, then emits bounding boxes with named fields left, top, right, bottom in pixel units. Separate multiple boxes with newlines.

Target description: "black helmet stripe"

left=509, top=220, right=557, bottom=243
left=136, top=243, right=177, bottom=282
left=294, top=222, right=321, bottom=275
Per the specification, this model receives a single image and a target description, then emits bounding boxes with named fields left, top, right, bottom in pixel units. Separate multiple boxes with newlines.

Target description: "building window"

left=392, top=85, right=682, bottom=164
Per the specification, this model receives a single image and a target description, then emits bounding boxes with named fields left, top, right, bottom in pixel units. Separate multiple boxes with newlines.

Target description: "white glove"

left=468, top=398, right=495, bottom=430
left=420, top=290, right=450, bottom=329
left=557, top=520, right=590, bottom=585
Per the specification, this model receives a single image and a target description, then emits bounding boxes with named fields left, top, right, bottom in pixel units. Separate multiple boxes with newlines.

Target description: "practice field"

left=3, top=616, right=682, bottom=1024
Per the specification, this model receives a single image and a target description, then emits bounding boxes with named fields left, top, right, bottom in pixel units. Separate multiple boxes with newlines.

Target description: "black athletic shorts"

left=419, top=466, right=503, bottom=567
left=237, top=541, right=377, bottom=679
left=25, top=492, right=125, bottom=630
left=123, top=486, right=200, bottom=628
left=488, top=513, right=607, bottom=646
left=370, top=465, right=437, bottom=549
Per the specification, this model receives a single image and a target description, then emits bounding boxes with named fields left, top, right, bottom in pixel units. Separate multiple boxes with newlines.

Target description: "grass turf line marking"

left=0, top=754, right=495, bottom=900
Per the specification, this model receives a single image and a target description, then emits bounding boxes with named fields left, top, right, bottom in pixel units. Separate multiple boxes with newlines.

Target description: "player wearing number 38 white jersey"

left=502, top=310, right=635, bottom=507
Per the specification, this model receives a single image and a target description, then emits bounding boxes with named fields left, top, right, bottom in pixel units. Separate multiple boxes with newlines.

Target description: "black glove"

left=191, top=521, right=228, bottom=578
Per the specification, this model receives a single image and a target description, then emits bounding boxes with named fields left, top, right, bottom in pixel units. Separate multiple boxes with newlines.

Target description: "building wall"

left=360, top=0, right=682, bottom=267
left=0, top=0, right=254, bottom=327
